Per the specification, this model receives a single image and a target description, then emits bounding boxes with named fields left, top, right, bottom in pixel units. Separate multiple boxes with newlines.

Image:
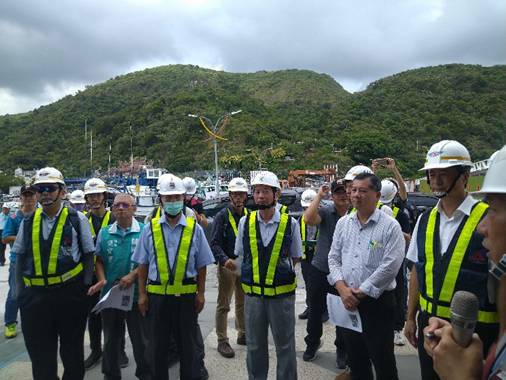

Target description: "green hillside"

left=0, top=64, right=505, bottom=178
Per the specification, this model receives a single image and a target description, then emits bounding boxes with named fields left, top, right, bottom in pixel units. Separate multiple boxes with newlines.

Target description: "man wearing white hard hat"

left=298, top=189, right=319, bottom=320
left=380, top=179, right=413, bottom=346
left=209, top=177, right=249, bottom=358
left=422, top=145, right=506, bottom=380
left=404, top=140, right=499, bottom=380
left=183, top=176, right=208, bottom=228
left=83, top=177, right=123, bottom=370
left=234, top=170, right=303, bottom=379
left=133, top=174, right=214, bottom=380
left=69, top=189, right=86, bottom=212
left=12, top=167, right=95, bottom=379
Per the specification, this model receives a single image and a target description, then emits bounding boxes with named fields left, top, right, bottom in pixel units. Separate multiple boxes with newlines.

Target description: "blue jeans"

left=4, top=262, right=19, bottom=325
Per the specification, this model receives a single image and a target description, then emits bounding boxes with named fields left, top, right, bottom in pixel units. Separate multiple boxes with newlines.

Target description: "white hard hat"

left=182, top=177, right=197, bottom=195
left=380, top=179, right=398, bottom=204
left=420, top=140, right=473, bottom=171
left=84, top=178, right=107, bottom=195
left=33, top=167, right=65, bottom=185
left=300, top=189, right=317, bottom=207
left=344, top=165, right=373, bottom=181
left=228, top=177, right=248, bottom=192
left=69, top=190, right=86, bottom=204
left=251, top=171, right=280, bottom=189
left=158, top=174, right=186, bottom=195
left=473, top=145, right=506, bottom=197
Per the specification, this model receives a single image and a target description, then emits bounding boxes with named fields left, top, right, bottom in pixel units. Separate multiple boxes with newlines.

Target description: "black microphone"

left=450, top=290, right=479, bottom=347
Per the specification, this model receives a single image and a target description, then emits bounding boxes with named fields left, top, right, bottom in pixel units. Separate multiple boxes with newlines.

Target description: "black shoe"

left=321, top=311, right=329, bottom=323
left=199, top=367, right=209, bottom=380
left=236, top=335, right=246, bottom=346
left=120, top=351, right=129, bottom=368
left=84, top=350, right=102, bottom=370
left=303, top=341, right=322, bottom=362
left=298, top=308, right=309, bottom=320
left=336, top=349, right=347, bottom=369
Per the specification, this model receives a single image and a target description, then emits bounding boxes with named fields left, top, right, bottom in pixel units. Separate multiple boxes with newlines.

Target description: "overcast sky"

left=1, top=0, right=505, bottom=115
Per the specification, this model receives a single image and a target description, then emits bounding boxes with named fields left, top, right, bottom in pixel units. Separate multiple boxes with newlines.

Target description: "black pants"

left=394, top=260, right=407, bottom=331
left=101, top=305, right=151, bottom=380
left=166, top=322, right=206, bottom=378
left=417, top=310, right=499, bottom=380
left=0, top=231, right=6, bottom=264
left=304, top=265, right=344, bottom=352
left=342, top=291, right=398, bottom=380
left=300, top=253, right=314, bottom=308
left=19, top=281, right=88, bottom=380
left=146, top=294, right=199, bottom=380
left=87, top=290, right=103, bottom=352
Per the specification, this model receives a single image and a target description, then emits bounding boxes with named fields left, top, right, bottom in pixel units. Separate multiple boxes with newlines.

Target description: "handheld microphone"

left=450, top=290, right=479, bottom=347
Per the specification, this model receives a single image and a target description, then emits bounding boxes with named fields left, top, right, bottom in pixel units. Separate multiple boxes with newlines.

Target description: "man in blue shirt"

left=88, top=193, right=150, bottom=380
left=0, top=202, right=11, bottom=266
left=2, top=186, right=37, bottom=338
left=132, top=174, right=214, bottom=380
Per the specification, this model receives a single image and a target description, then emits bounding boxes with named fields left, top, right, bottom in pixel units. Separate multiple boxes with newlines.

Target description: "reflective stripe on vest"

left=147, top=217, right=197, bottom=295
left=421, top=202, right=498, bottom=323
left=88, top=210, right=111, bottom=238
left=392, top=206, right=400, bottom=218
left=243, top=210, right=296, bottom=296
left=280, top=205, right=288, bottom=214
left=228, top=208, right=249, bottom=237
left=25, top=207, right=83, bottom=286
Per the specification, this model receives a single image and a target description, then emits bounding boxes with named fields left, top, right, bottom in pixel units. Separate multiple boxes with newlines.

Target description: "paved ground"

left=0, top=249, right=421, bottom=379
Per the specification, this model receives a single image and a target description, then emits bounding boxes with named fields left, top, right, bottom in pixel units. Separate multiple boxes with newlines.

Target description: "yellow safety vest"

left=23, top=207, right=83, bottom=287
left=147, top=217, right=198, bottom=295
left=241, top=211, right=297, bottom=297
left=300, top=215, right=318, bottom=260
left=88, top=210, right=111, bottom=238
left=419, top=202, right=498, bottom=323
left=392, top=206, right=400, bottom=218
left=280, top=204, right=289, bottom=214
left=228, top=208, right=249, bottom=237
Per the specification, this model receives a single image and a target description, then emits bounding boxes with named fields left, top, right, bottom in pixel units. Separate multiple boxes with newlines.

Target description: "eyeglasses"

left=35, top=184, right=60, bottom=193
left=112, top=202, right=132, bottom=209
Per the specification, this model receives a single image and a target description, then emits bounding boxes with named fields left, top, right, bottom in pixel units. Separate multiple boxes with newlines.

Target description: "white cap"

left=301, top=189, right=317, bottom=207
left=420, top=140, right=473, bottom=171
left=473, top=145, right=506, bottom=197
left=84, top=178, right=107, bottom=195
left=158, top=174, right=186, bottom=195
left=34, top=167, right=65, bottom=185
left=69, top=190, right=86, bottom=204
left=182, top=177, right=197, bottom=195
left=251, top=171, right=280, bottom=189
left=344, top=165, right=373, bottom=181
left=228, top=177, right=248, bottom=192
left=380, top=179, right=398, bottom=204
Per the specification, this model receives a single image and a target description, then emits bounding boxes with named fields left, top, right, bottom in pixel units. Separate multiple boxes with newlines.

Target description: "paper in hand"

left=326, top=293, right=363, bottom=332
left=92, top=284, right=134, bottom=314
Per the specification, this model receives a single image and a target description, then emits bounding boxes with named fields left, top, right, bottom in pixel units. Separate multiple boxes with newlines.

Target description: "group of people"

left=0, top=138, right=504, bottom=380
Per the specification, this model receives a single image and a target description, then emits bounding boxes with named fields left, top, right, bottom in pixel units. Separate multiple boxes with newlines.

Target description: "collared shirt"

left=2, top=210, right=27, bottom=262
left=312, top=204, right=343, bottom=274
left=96, top=218, right=143, bottom=298
left=406, top=195, right=478, bottom=262
left=327, top=208, right=405, bottom=299
left=210, top=204, right=246, bottom=265
left=234, top=209, right=302, bottom=260
left=12, top=204, right=95, bottom=262
left=131, top=213, right=214, bottom=281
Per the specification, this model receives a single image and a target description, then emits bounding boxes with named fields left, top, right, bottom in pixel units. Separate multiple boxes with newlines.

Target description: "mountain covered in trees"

left=0, top=63, right=505, bottom=178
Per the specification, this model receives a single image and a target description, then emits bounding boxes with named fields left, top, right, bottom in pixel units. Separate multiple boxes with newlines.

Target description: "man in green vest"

left=235, top=170, right=303, bottom=379
left=404, top=140, right=499, bottom=380
left=133, top=174, right=214, bottom=380
left=13, top=167, right=95, bottom=380
left=88, top=193, right=150, bottom=380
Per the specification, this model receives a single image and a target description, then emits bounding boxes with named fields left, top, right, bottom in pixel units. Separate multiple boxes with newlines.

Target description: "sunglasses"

left=112, top=202, right=132, bottom=209
left=35, top=184, right=60, bottom=193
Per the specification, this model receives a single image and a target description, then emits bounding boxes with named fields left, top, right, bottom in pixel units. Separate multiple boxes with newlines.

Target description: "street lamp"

left=188, top=110, right=242, bottom=200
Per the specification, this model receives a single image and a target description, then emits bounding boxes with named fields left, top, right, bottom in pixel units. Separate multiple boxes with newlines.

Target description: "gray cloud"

left=0, top=0, right=505, bottom=114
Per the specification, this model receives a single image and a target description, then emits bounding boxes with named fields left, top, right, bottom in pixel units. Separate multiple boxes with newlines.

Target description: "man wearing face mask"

left=235, top=171, right=303, bottom=379
left=422, top=145, right=506, bottom=380
left=133, top=174, right=214, bottom=380
left=404, top=140, right=499, bottom=380
left=13, top=167, right=95, bottom=380
left=210, top=177, right=249, bottom=358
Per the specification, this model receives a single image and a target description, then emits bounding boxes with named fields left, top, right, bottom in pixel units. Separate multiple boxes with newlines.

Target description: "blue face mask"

left=163, top=201, right=184, bottom=216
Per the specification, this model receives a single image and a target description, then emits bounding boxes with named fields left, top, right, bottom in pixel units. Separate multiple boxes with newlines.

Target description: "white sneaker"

left=394, top=330, right=405, bottom=346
